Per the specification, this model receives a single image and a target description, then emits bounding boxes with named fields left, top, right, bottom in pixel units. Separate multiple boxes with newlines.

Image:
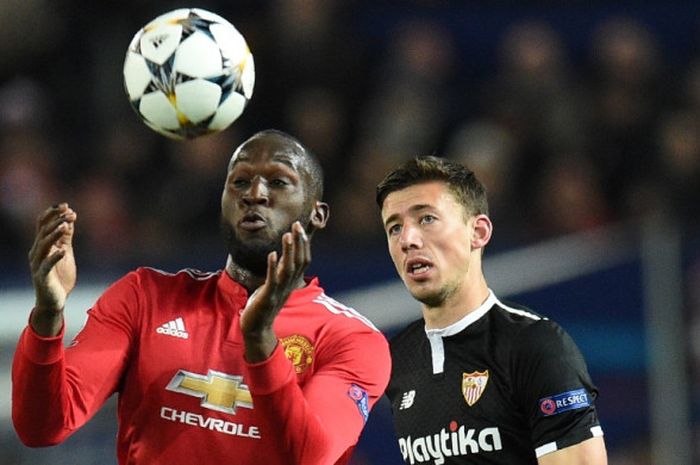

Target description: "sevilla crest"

left=462, top=370, right=489, bottom=406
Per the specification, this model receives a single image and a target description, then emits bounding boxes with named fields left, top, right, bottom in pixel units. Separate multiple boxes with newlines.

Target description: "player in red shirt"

left=12, top=129, right=391, bottom=465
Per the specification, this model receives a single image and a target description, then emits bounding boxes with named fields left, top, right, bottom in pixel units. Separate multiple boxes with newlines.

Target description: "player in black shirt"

left=376, top=156, right=607, bottom=464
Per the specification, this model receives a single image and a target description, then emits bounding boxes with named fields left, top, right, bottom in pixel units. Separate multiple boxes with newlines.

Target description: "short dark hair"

left=251, top=129, right=324, bottom=200
left=376, top=155, right=489, bottom=217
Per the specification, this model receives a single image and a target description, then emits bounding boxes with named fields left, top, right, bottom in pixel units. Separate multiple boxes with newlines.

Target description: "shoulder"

left=98, top=267, right=221, bottom=306
left=481, top=297, right=585, bottom=365
left=498, top=305, right=591, bottom=384
left=308, top=291, right=384, bottom=335
left=94, top=267, right=221, bottom=311
left=307, top=289, right=389, bottom=351
left=132, top=266, right=221, bottom=282
left=485, top=297, right=565, bottom=343
left=125, top=267, right=221, bottom=290
left=307, top=291, right=391, bottom=381
left=489, top=297, right=547, bottom=326
left=511, top=317, right=581, bottom=357
left=297, top=289, right=391, bottom=362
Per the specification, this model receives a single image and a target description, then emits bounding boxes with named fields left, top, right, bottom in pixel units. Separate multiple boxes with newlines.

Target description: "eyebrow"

left=383, top=204, right=434, bottom=228
left=230, top=153, right=300, bottom=172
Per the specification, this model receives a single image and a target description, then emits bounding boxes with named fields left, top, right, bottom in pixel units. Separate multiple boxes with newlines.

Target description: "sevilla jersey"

left=387, top=291, right=602, bottom=464
left=13, top=267, right=391, bottom=465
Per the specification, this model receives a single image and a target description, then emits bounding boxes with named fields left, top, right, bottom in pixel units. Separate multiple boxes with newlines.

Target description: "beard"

left=220, top=211, right=313, bottom=276
left=409, top=281, right=458, bottom=309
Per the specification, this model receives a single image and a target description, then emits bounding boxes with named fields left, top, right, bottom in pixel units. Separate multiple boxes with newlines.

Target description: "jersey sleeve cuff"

left=534, top=425, right=604, bottom=457
left=245, top=343, right=294, bottom=396
left=19, top=315, right=66, bottom=365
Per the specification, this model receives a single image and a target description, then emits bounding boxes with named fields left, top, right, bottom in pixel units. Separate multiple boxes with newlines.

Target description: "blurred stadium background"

left=1, top=1, right=699, bottom=464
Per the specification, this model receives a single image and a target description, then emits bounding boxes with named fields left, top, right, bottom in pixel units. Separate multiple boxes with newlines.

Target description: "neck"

left=224, top=255, right=308, bottom=294
left=422, top=276, right=490, bottom=330
left=225, top=256, right=265, bottom=293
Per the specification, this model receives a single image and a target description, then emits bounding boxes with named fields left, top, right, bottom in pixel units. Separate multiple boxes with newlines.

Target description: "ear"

left=471, top=214, right=492, bottom=250
left=309, top=200, right=330, bottom=231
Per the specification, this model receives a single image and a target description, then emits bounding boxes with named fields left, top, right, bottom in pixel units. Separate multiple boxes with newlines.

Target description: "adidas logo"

left=156, top=317, right=189, bottom=339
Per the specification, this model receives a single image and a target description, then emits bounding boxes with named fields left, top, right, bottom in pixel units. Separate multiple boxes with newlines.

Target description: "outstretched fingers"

left=31, top=218, right=67, bottom=263
left=265, top=250, right=278, bottom=286
left=278, top=230, right=294, bottom=283
left=29, top=206, right=76, bottom=273
left=293, top=221, right=310, bottom=270
left=276, top=221, right=309, bottom=286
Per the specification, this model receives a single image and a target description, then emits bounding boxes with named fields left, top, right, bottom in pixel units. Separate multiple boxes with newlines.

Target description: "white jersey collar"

left=423, top=290, right=497, bottom=375
left=424, top=289, right=497, bottom=338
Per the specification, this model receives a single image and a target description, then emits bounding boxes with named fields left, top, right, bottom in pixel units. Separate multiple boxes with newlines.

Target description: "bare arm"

left=28, top=203, right=77, bottom=337
left=538, top=437, right=607, bottom=465
left=240, top=221, right=309, bottom=362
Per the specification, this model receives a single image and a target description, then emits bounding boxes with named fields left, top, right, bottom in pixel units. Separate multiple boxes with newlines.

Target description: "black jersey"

left=386, top=291, right=603, bottom=464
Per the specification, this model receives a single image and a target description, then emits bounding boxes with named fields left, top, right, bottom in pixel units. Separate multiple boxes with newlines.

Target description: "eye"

left=271, top=178, right=289, bottom=187
left=420, top=214, right=436, bottom=225
left=231, top=177, right=250, bottom=188
left=387, top=224, right=402, bottom=236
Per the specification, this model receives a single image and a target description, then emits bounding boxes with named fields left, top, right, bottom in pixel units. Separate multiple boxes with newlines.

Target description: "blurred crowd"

left=1, top=1, right=700, bottom=462
left=0, top=0, right=699, bottom=277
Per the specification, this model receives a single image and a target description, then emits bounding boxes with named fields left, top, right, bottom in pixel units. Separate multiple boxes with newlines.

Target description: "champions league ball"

left=123, top=8, right=255, bottom=139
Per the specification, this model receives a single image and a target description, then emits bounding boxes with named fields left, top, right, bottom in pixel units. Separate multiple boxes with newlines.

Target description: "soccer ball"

left=123, top=8, right=255, bottom=139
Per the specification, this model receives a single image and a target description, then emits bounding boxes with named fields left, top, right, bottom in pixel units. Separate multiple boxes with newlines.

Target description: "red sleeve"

left=245, top=327, right=391, bottom=465
left=12, top=273, right=140, bottom=446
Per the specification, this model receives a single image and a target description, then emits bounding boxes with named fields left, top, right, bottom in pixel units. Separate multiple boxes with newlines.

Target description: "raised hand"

left=28, top=203, right=77, bottom=336
left=241, top=221, right=310, bottom=362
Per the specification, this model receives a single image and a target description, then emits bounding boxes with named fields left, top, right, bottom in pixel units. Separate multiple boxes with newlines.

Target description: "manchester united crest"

left=281, top=335, right=314, bottom=374
left=462, top=370, right=489, bottom=406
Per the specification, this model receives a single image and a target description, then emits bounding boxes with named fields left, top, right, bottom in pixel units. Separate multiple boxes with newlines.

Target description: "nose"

left=399, top=223, right=421, bottom=252
left=242, top=177, right=269, bottom=205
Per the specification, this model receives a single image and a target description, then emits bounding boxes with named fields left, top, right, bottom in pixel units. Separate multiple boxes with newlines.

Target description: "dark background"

left=1, top=1, right=699, bottom=463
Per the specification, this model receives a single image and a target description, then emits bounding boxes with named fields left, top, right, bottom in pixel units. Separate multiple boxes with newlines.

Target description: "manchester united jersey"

left=13, top=267, right=391, bottom=465
left=386, top=291, right=603, bottom=464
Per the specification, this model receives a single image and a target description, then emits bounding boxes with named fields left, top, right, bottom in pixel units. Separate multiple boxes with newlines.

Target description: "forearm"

left=245, top=346, right=356, bottom=464
left=243, top=327, right=278, bottom=363
left=30, top=306, right=64, bottom=337
left=12, top=326, right=74, bottom=446
left=13, top=308, right=131, bottom=447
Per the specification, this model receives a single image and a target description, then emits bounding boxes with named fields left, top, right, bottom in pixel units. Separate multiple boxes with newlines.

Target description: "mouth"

left=405, top=257, right=433, bottom=278
left=239, top=212, right=267, bottom=231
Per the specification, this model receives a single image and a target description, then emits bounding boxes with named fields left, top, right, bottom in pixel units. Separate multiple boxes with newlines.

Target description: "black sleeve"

left=511, top=319, right=603, bottom=455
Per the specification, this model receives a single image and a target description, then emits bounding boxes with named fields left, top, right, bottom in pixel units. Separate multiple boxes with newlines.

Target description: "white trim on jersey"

left=425, top=332, right=446, bottom=375
left=313, top=294, right=379, bottom=331
left=493, top=294, right=546, bottom=321
left=534, top=426, right=605, bottom=457
left=424, top=291, right=498, bottom=374
left=535, top=441, right=558, bottom=457
left=422, top=290, right=547, bottom=374
left=143, top=267, right=219, bottom=281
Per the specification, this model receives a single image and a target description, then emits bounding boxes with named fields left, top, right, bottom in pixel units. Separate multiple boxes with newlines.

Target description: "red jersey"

left=12, top=267, right=391, bottom=465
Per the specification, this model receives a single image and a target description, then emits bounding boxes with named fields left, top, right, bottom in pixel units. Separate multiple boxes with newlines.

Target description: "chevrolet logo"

left=166, top=369, right=253, bottom=414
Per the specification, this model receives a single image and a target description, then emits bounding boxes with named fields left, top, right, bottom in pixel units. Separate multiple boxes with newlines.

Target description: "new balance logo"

left=157, top=317, right=189, bottom=339
left=400, top=390, right=416, bottom=410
